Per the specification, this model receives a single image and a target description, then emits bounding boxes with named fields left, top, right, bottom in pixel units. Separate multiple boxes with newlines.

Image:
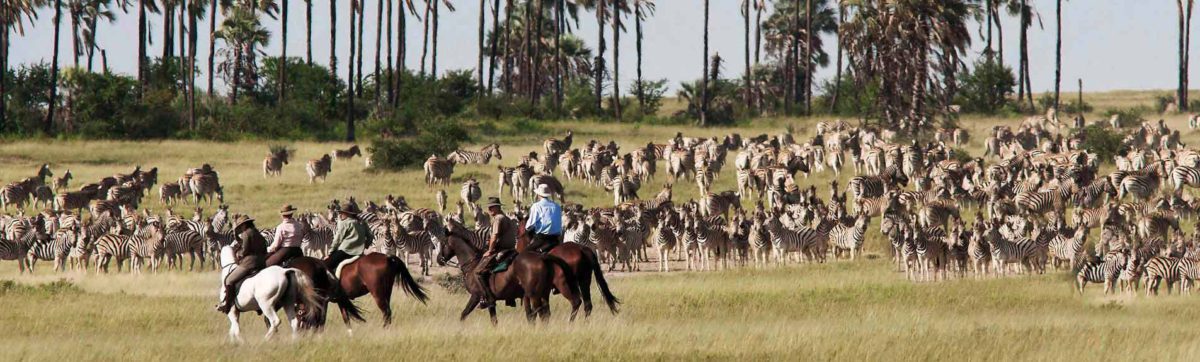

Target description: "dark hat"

left=485, top=197, right=503, bottom=209
left=338, top=203, right=361, bottom=216
left=279, top=204, right=297, bottom=216
left=232, top=215, right=255, bottom=230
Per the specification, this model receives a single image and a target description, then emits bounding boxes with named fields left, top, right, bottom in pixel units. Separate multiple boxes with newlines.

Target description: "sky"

left=5, top=1, right=1194, bottom=95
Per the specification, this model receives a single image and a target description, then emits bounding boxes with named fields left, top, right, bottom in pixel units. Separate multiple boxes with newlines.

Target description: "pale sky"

left=6, top=1, right=1194, bottom=94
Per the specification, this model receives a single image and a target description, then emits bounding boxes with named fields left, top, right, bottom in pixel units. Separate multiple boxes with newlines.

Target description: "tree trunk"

left=1053, top=0, right=1061, bottom=109
left=348, top=0, right=358, bottom=142
left=831, top=2, right=844, bottom=111
left=387, top=0, right=394, bottom=103
left=993, top=3, right=1004, bottom=67
left=307, top=0, right=313, bottom=65
left=596, top=0, right=606, bottom=115
left=87, top=15, right=98, bottom=71
left=163, top=3, right=173, bottom=63
left=139, top=0, right=148, bottom=99
left=282, top=0, right=290, bottom=103
left=1021, top=1, right=1033, bottom=109
left=432, top=0, right=440, bottom=79
left=805, top=0, right=812, bottom=115
left=421, top=1, right=430, bottom=75
left=395, top=0, right=406, bottom=107
left=532, top=0, right=542, bottom=103
left=1017, top=1, right=1027, bottom=107
left=986, top=0, right=993, bottom=56
left=636, top=0, right=644, bottom=110
left=555, top=0, right=564, bottom=108
left=478, top=0, right=486, bottom=94
left=503, top=0, right=512, bottom=93
left=208, top=0, right=218, bottom=99
left=489, top=0, right=501, bottom=95
left=356, top=1, right=365, bottom=97
left=612, top=0, right=620, bottom=120
left=743, top=0, right=751, bottom=113
left=374, top=0, right=383, bottom=102
left=523, top=0, right=532, bottom=99
left=71, top=5, right=80, bottom=67
left=47, top=0, right=64, bottom=135
left=331, top=0, right=339, bottom=111
left=1, top=28, right=7, bottom=131
left=754, top=1, right=762, bottom=113
left=1185, top=0, right=1195, bottom=111
left=189, top=1, right=198, bottom=130
left=700, top=0, right=709, bottom=126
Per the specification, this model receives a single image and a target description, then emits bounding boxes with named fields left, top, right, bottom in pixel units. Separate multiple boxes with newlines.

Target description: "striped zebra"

left=161, top=229, right=206, bottom=271
left=695, top=166, right=714, bottom=196
left=423, top=155, right=454, bottom=187
left=700, top=191, right=741, bottom=217
left=1076, top=259, right=1124, bottom=294
left=126, top=223, right=166, bottom=274
left=559, top=149, right=582, bottom=181
left=1048, top=224, right=1088, bottom=270
left=306, top=154, right=333, bottom=183
left=1171, top=165, right=1200, bottom=194
left=447, top=143, right=503, bottom=165
left=587, top=212, right=631, bottom=272
left=94, top=233, right=131, bottom=273
left=435, top=189, right=447, bottom=213
left=1014, top=189, right=1067, bottom=218
left=263, top=149, right=290, bottom=177
left=829, top=212, right=870, bottom=260
left=848, top=166, right=908, bottom=201
left=300, top=213, right=334, bottom=258
left=390, top=221, right=435, bottom=276
left=1117, top=163, right=1163, bottom=201
left=544, top=130, right=574, bottom=156
left=188, top=172, right=223, bottom=205
left=1142, top=256, right=1181, bottom=296
left=1072, top=179, right=1115, bottom=208
left=748, top=212, right=772, bottom=267
left=53, top=170, right=73, bottom=192
left=983, top=221, right=1044, bottom=276
left=1177, top=258, right=1200, bottom=295
left=26, top=228, right=75, bottom=273
left=332, top=145, right=362, bottom=160
left=693, top=215, right=731, bottom=271
left=460, top=178, right=481, bottom=210
left=158, top=182, right=185, bottom=205
left=651, top=209, right=680, bottom=272
left=766, top=217, right=832, bottom=264
left=1, top=183, right=30, bottom=211
left=509, top=165, right=534, bottom=201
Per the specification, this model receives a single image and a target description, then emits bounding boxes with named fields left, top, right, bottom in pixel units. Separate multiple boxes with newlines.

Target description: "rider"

left=324, top=203, right=372, bottom=272
left=266, top=204, right=307, bottom=267
left=525, top=184, right=563, bottom=254
left=472, top=197, right=518, bottom=308
left=216, top=215, right=268, bottom=313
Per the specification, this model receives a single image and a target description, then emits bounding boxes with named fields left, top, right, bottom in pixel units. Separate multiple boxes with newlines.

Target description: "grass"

left=3, top=92, right=1200, bottom=360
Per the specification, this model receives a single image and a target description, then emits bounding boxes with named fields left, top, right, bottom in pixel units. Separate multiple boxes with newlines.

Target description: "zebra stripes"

left=423, top=155, right=454, bottom=187
left=447, top=143, right=503, bottom=165
left=306, top=154, right=332, bottom=183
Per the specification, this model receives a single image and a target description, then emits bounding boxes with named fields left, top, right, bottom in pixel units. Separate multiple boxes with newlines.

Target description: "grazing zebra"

left=162, top=229, right=206, bottom=271
left=188, top=172, right=223, bottom=205
left=700, top=191, right=741, bottom=217
left=332, top=145, right=362, bottom=160
left=848, top=167, right=908, bottom=201
left=1142, top=256, right=1181, bottom=296
left=544, top=130, right=574, bottom=156
left=829, top=212, right=870, bottom=260
left=447, top=143, right=503, bottom=165
left=423, top=155, right=454, bottom=187
left=306, top=154, right=333, bottom=183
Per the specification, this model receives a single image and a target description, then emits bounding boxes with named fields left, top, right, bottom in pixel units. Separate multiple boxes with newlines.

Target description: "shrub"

left=1036, top=93, right=1093, bottom=115
left=1078, top=124, right=1125, bottom=163
left=1101, top=107, right=1150, bottom=128
left=957, top=57, right=1016, bottom=114
left=368, top=120, right=470, bottom=170
left=630, top=79, right=669, bottom=116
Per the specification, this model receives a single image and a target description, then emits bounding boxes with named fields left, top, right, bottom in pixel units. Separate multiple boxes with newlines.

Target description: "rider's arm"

left=487, top=217, right=502, bottom=253
left=526, top=202, right=542, bottom=231
left=268, top=224, right=284, bottom=253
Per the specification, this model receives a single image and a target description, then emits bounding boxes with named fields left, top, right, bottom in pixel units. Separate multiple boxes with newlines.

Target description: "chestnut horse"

left=323, top=253, right=429, bottom=327
left=286, top=256, right=365, bottom=330
left=438, top=232, right=582, bottom=324
left=517, top=223, right=620, bottom=316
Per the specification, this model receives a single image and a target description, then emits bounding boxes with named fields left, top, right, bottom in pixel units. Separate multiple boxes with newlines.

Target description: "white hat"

left=534, top=184, right=553, bottom=198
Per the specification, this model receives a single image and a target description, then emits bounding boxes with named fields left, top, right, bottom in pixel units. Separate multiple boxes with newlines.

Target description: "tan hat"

left=232, top=215, right=256, bottom=230
left=279, top=204, right=297, bottom=216
left=338, top=203, right=361, bottom=217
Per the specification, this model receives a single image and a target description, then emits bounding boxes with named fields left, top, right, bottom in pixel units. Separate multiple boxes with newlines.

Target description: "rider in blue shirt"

left=525, top=184, right=563, bottom=253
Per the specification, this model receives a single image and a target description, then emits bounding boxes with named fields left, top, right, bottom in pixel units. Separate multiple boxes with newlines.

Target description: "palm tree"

left=279, top=0, right=289, bottom=102
left=804, top=0, right=812, bottom=114
left=215, top=5, right=270, bottom=103
left=1053, top=0, right=1061, bottom=109
left=829, top=0, right=843, bottom=110
left=742, top=0, right=752, bottom=111
left=138, top=0, right=148, bottom=98
left=348, top=0, right=357, bottom=140
left=634, top=0, right=653, bottom=110
left=47, top=0, right=65, bottom=134
left=188, top=0, right=205, bottom=128
left=594, top=0, right=606, bottom=114
left=1003, top=0, right=1035, bottom=109
left=304, top=0, right=311, bottom=64
left=328, top=0, right=337, bottom=112
left=1, top=0, right=43, bottom=130
left=69, top=0, right=115, bottom=72
left=611, top=0, right=620, bottom=119
left=374, top=0, right=383, bottom=102
left=1178, top=0, right=1195, bottom=111
left=207, top=0, right=217, bottom=99
left=488, top=0, right=500, bottom=94
left=355, top=0, right=364, bottom=96
left=700, top=0, right=708, bottom=125
left=478, top=0, right=486, bottom=93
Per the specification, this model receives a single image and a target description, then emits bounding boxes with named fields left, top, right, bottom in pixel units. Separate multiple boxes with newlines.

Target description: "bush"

left=368, top=120, right=470, bottom=170
left=956, top=57, right=1016, bottom=114
left=630, top=79, right=669, bottom=117
left=816, top=73, right=880, bottom=117
left=1102, top=107, right=1150, bottom=128
left=1036, top=93, right=1093, bottom=115
left=1078, top=124, right=1125, bottom=163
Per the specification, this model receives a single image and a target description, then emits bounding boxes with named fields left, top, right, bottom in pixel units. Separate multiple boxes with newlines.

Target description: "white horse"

left=219, top=246, right=322, bottom=343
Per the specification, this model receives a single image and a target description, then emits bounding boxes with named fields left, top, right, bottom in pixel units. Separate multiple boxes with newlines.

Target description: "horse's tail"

left=387, top=255, right=429, bottom=304
left=326, top=270, right=366, bottom=323
left=587, top=247, right=621, bottom=314
left=287, top=269, right=326, bottom=326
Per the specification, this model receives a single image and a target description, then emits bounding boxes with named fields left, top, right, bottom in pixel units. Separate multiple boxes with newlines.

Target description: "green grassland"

left=2, top=92, right=1200, bottom=360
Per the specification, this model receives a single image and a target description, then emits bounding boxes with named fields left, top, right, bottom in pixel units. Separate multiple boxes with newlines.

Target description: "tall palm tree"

left=611, top=0, right=619, bottom=119
left=279, top=0, right=288, bottom=102
left=386, top=0, right=392, bottom=102
left=488, top=0, right=500, bottom=94
left=47, top=0, right=65, bottom=134
left=348, top=0, right=357, bottom=140
left=477, top=0, right=485, bottom=93
left=1, top=0, right=43, bottom=130
left=742, top=0, right=752, bottom=111
left=329, top=0, right=337, bottom=112
left=594, top=0, right=606, bottom=114
left=355, top=0, right=364, bottom=96
left=207, top=0, right=217, bottom=99
left=188, top=0, right=205, bottom=128
left=804, top=0, right=812, bottom=114
left=138, top=0, right=148, bottom=98
left=830, top=0, right=843, bottom=110
left=70, top=0, right=115, bottom=72
left=304, top=0, right=311, bottom=64
left=215, top=5, right=270, bottom=103
left=374, top=0, right=383, bottom=102
left=700, top=0, right=708, bottom=125
left=1053, top=0, right=1061, bottom=109
left=634, top=0, right=653, bottom=110
left=1178, top=0, right=1195, bottom=111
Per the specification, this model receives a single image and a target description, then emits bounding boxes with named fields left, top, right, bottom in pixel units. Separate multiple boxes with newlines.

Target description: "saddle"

left=335, top=256, right=362, bottom=279
left=490, top=250, right=518, bottom=274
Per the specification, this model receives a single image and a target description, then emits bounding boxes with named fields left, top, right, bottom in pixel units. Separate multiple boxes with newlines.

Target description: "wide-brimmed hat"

left=534, top=184, right=553, bottom=198
left=338, top=203, right=361, bottom=217
left=279, top=204, right=297, bottom=216
left=232, top=215, right=255, bottom=230
left=485, top=197, right=503, bottom=209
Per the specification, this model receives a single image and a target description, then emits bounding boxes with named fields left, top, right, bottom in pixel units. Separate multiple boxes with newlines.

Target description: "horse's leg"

left=488, top=306, right=498, bottom=326
left=373, top=289, right=394, bottom=327
left=578, top=266, right=595, bottom=318
left=523, top=296, right=535, bottom=324
left=459, top=295, right=479, bottom=321
left=227, top=311, right=243, bottom=343
left=262, top=304, right=281, bottom=341
left=284, top=305, right=299, bottom=341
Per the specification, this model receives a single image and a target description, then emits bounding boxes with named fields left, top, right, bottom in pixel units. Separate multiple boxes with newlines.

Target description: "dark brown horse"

left=517, top=223, right=620, bottom=316
left=286, top=256, right=365, bottom=329
left=437, top=233, right=581, bottom=324
left=325, top=253, right=429, bottom=326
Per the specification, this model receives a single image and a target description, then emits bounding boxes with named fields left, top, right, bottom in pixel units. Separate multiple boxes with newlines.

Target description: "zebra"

left=391, top=221, right=435, bottom=276
left=695, top=166, right=714, bottom=196
left=904, top=224, right=949, bottom=282
left=587, top=212, right=630, bottom=272
left=423, top=155, right=454, bottom=187
left=1177, top=258, right=1200, bottom=295
left=460, top=178, right=481, bottom=211
left=544, top=130, right=574, bottom=157
left=1171, top=165, right=1200, bottom=194
left=984, top=221, right=1045, bottom=276
left=1014, top=190, right=1067, bottom=218
left=848, top=166, right=908, bottom=201
left=435, top=189, right=447, bottom=213
left=332, top=145, right=362, bottom=160
left=1, top=183, right=30, bottom=211
left=263, top=148, right=290, bottom=177
left=306, top=154, right=333, bottom=183
left=27, top=228, right=75, bottom=273
left=651, top=209, right=680, bottom=272
left=1048, top=223, right=1089, bottom=270
left=700, top=191, right=741, bottom=217
left=53, top=170, right=73, bottom=192
left=447, top=143, right=503, bottom=165
left=158, top=182, right=185, bottom=206
left=300, top=213, right=334, bottom=258
left=747, top=211, right=772, bottom=267
left=161, top=229, right=206, bottom=271
left=31, top=185, right=54, bottom=209
left=1076, top=259, right=1124, bottom=294
left=94, top=233, right=131, bottom=273
left=693, top=215, right=731, bottom=271
left=509, top=164, right=534, bottom=201
left=1118, top=163, right=1163, bottom=201
left=1142, top=256, right=1181, bottom=296
left=126, top=223, right=166, bottom=274
left=188, top=172, right=223, bottom=205
left=829, top=212, right=870, bottom=260
left=766, top=217, right=832, bottom=264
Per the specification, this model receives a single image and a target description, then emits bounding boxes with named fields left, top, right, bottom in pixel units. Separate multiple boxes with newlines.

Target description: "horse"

left=218, top=246, right=323, bottom=343
left=329, top=252, right=429, bottom=327
left=437, top=232, right=582, bottom=324
left=284, top=256, right=366, bottom=331
left=516, top=223, right=620, bottom=317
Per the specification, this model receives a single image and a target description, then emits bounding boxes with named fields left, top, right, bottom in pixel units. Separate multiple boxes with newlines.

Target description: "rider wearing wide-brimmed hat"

left=324, top=203, right=373, bottom=272
left=525, top=184, right=563, bottom=254
left=473, top=196, right=518, bottom=308
left=266, top=204, right=307, bottom=267
left=216, top=214, right=269, bottom=313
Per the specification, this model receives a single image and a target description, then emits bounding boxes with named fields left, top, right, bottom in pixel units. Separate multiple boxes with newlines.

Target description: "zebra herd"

left=263, top=145, right=363, bottom=182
